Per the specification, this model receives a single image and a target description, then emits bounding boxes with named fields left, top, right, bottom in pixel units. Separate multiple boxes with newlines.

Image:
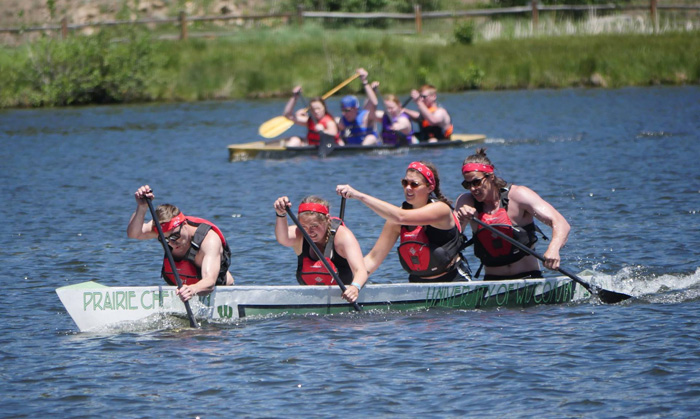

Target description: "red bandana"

left=462, top=163, right=494, bottom=174
left=298, top=203, right=329, bottom=215
left=156, top=212, right=186, bottom=233
left=408, top=161, right=435, bottom=187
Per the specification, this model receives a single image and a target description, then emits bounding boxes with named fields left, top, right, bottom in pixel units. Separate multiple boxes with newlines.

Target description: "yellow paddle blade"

left=258, top=115, right=295, bottom=138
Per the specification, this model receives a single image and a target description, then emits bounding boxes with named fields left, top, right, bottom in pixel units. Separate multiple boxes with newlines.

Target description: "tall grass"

left=1, top=23, right=698, bottom=108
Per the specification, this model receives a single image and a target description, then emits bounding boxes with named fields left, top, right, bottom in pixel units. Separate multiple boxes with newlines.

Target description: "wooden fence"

left=2, top=1, right=698, bottom=41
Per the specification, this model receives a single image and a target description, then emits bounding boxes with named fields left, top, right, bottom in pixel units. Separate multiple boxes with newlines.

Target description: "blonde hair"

left=155, top=204, right=181, bottom=224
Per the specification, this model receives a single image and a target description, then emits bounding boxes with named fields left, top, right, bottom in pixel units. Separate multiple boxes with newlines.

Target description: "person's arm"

left=333, top=226, right=368, bottom=303
left=177, top=232, right=223, bottom=301
left=510, top=185, right=570, bottom=270
left=359, top=69, right=378, bottom=115
left=127, top=185, right=158, bottom=240
left=414, top=98, right=446, bottom=126
left=454, top=192, right=477, bottom=231
left=336, top=184, right=453, bottom=229
left=273, top=196, right=302, bottom=251
left=392, top=114, right=412, bottom=134
left=363, top=221, right=401, bottom=275
left=403, top=89, right=422, bottom=120
left=284, top=86, right=306, bottom=126
left=319, top=117, right=339, bottom=137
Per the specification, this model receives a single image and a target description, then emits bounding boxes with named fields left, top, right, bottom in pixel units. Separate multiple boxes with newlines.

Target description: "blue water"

left=1, top=86, right=699, bottom=417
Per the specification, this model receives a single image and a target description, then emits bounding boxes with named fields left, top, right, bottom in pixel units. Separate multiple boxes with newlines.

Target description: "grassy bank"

left=1, top=26, right=698, bottom=108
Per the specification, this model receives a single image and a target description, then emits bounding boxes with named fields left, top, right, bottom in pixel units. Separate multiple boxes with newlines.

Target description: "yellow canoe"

left=228, top=133, right=486, bottom=162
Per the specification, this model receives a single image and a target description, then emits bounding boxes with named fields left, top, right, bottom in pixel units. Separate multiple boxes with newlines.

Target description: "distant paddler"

left=282, top=87, right=340, bottom=148
left=337, top=161, right=471, bottom=283
left=127, top=185, right=234, bottom=302
left=404, top=84, right=453, bottom=143
left=454, top=148, right=570, bottom=281
left=337, top=68, right=379, bottom=146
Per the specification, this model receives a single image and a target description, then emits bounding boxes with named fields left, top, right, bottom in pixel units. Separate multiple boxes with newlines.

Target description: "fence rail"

left=1, top=2, right=698, bottom=39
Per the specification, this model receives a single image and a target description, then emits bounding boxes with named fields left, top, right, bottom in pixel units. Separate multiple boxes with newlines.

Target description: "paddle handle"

left=322, top=73, right=360, bottom=101
left=339, top=197, right=346, bottom=221
left=286, top=209, right=362, bottom=312
left=146, top=198, right=200, bottom=328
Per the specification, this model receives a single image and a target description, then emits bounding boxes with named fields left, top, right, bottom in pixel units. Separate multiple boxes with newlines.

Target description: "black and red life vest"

left=472, top=186, right=545, bottom=267
left=417, top=105, right=453, bottom=142
left=161, top=216, right=232, bottom=286
left=397, top=202, right=465, bottom=277
left=296, top=218, right=353, bottom=285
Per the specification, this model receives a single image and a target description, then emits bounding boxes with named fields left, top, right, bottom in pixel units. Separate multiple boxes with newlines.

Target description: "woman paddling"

left=454, top=148, right=570, bottom=280
left=282, top=86, right=340, bottom=147
left=336, top=161, right=471, bottom=283
left=273, top=195, right=368, bottom=303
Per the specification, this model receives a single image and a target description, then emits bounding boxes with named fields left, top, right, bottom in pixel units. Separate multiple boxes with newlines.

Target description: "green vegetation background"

left=1, top=23, right=698, bottom=108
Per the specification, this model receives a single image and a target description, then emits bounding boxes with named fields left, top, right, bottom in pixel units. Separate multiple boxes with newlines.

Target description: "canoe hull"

left=57, top=275, right=592, bottom=332
left=228, top=134, right=486, bottom=162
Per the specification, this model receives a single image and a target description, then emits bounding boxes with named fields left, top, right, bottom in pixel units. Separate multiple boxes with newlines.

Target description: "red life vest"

left=397, top=206, right=464, bottom=277
left=161, top=216, right=231, bottom=286
left=472, top=186, right=540, bottom=267
left=306, top=114, right=340, bottom=146
left=296, top=218, right=352, bottom=285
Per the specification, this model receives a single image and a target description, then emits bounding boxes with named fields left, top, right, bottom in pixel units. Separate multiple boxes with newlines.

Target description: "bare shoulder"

left=201, top=228, right=224, bottom=250
left=508, top=184, right=540, bottom=202
left=455, top=192, right=474, bottom=208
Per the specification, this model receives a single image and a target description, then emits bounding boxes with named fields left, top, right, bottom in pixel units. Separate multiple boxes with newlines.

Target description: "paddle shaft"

left=286, top=209, right=362, bottom=312
left=470, top=217, right=631, bottom=303
left=146, top=198, right=199, bottom=328
left=297, top=74, right=362, bottom=119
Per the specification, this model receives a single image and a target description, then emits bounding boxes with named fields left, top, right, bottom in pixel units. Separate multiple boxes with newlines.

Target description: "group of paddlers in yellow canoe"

left=258, top=68, right=455, bottom=147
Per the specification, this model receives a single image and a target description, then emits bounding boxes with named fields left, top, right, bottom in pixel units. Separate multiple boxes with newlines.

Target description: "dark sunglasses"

left=401, top=179, right=424, bottom=188
left=462, top=176, right=488, bottom=189
left=162, top=224, right=184, bottom=244
left=341, top=108, right=354, bottom=112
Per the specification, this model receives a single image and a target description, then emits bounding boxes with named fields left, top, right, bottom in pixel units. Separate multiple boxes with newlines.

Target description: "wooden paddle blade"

left=259, top=116, right=295, bottom=138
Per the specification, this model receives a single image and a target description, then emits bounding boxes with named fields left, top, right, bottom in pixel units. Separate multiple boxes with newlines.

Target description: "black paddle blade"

left=318, top=133, right=335, bottom=158
left=596, top=288, right=633, bottom=304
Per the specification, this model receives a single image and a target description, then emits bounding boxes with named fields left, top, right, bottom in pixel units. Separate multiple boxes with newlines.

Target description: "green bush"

left=18, top=29, right=159, bottom=106
left=454, top=21, right=476, bottom=45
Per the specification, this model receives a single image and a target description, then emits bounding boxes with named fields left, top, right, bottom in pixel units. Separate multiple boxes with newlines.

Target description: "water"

left=1, top=86, right=699, bottom=417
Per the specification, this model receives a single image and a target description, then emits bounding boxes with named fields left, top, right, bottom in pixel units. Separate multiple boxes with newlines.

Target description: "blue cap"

left=341, top=95, right=360, bottom=109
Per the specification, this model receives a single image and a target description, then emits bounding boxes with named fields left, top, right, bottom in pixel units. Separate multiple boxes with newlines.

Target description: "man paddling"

left=403, top=84, right=453, bottom=143
left=454, top=149, right=570, bottom=281
left=127, top=185, right=234, bottom=302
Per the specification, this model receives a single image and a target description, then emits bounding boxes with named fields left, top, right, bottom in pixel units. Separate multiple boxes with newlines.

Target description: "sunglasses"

left=162, top=224, right=184, bottom=244
left=401, top=179, right=424, bottom=188
left=341, top=108, right=354, bottom=112
left=462, top=176, right=488, bottom=190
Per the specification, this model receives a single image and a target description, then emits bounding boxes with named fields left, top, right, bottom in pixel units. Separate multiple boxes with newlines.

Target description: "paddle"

left=258, top=73, right=361, bottom=138
left=471, top=218, right=632, bottom=304
left=146, top=198, right=200, bottom=328
left=286, top=207, right=362, bottom=312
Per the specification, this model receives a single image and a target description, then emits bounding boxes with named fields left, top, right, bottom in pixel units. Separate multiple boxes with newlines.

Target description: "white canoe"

left=56, top=273, right=593, bottom=332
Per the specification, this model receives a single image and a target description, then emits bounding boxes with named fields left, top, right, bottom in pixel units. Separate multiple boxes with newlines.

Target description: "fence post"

left=531, top=1, right=539, bottom=29
left=297, top=4, right=304, bottom=26
left=179, top=11, right=188, bottom=40
left=650, top=0, right=658, bottom=33
left=414, top=4, right=422, bottom=34
left=61, top=17, right=68, bottom=39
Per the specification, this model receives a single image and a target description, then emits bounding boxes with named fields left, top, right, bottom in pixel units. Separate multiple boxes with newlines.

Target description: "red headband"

left=462, top=163, right=494, bottom=174
left=156, top=212, right=186, bottom=233
left=298, top=203, right=329, bottom=216
left=408, top=161, right=435, bottom=187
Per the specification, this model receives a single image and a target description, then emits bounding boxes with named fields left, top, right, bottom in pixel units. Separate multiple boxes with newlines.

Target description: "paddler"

left=127, top=185, right=234, bottom=302
left=336, top=161, right=471, bottom=283
left=273, top=195, right=368, bottom=303
left=337, top=68, right=379, bottom=146
left=282, top=86, right=340, bottom=148
left=454, top=148, right=570, bottom=281
left=403, top=84, right=453, bottom=143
